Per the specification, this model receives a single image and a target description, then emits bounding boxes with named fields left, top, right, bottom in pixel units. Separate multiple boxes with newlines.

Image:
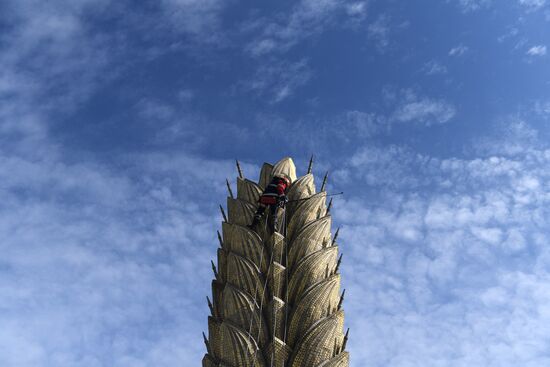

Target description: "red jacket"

left=260, top=177, right=289, bottom=205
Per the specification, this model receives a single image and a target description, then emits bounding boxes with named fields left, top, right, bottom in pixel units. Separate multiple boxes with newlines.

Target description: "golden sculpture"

left=203, top=157, right=349, bottom=367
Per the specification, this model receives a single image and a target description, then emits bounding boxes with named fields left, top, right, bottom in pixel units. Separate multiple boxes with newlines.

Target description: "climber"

left=249, top=175, right=291, bottom=233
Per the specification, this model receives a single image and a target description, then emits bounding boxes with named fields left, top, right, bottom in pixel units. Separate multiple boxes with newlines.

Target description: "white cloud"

left=471, top=226, right=504, bottom=244
left=0, top=2, right=239, bottom=365
left=423, top=60, right=448, bottom=75
left=527, top=45, right=547, bottom=56
left=519, top=0, right=547, bottom=11
left=455, top=0, right=492, bottom=12
left=242, top=58, right=312, bottom=103
left=160, top=0, right=226, bottom=40
left=335, top=120, right=550, bottom=366
left=449, top=44, right=469, bottom=56
left=0, top=122, right=236, bottom=366
left=379, top=88, right=457, bottom=126
left=473, top=119, right=540, bottom=156
left=502, top=228, right=527, bottom=252
left=497, top=27, right=520, bottom=43
left=346, top=1, right=368, bottom=17
left=391, top=90, right=457, bottom=125
left=245, top=0, right=366, bottom=56
left=534, top=100, right=550, bottom=117
left=368, top=15, right=391, bottom=50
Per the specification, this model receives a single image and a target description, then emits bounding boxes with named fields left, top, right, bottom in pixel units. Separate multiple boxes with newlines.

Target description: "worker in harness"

left=249, top=175, right=291, bottom=233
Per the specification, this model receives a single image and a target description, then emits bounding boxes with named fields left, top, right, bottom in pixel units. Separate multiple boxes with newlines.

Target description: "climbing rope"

left=250, top=209, right=276, bottom=365
left=283, top=202, right=290, bottom=348
left=270, top=205, right=288, bottom=367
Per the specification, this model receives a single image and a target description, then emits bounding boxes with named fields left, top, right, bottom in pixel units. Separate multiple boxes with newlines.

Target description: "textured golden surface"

left=203, top=157, right=348, bottom=367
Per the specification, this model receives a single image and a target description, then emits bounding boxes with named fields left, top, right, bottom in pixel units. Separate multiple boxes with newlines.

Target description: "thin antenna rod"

left=226, top=179, right=234, bottom=199
left=307, top=155, right=314, bottom=174
left=288, top=191, right=343, bottom=204
left=236, top=160, right=243, bottom=178
left=219, top=205, right=227, bottom=222
left=321, top=171, right=329, bottom=192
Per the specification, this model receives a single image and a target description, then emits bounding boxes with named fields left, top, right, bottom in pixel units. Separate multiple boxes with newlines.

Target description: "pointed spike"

left=338, top=289, right=346, bottom=310
left=207, top=296, right=214, bottom=315
left=342, top=328, right=350, bottom=351
left=321, top=171, right=329, bottom=192
left=226, top=179, right=234, bottom=199
left=307, top=155, right=314, bottom=174
left=219, top=205, right=227, bottom=222
left=332, top=227, right=340, bottom=246
left=326, top=197, right=333, bottom=214
left=236, top=159, right=243, bottom=178
left=211, top=260, right=218, bottom=279
left=203, top=332, right=211, bottom=354
left=217, top=230, right=223, bottom=247
left=335, top=254, right=343, bottom=273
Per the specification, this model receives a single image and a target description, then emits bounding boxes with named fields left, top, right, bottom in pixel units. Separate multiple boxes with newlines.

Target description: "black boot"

left=248, top=215, right=261, bottom=229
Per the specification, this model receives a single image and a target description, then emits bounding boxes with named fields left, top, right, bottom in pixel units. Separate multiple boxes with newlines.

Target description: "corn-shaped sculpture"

left=203, top=157, right=349, bottom=367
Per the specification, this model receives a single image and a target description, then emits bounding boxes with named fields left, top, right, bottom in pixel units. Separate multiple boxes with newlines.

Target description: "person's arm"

left=276, top=180, right=288, bottom=205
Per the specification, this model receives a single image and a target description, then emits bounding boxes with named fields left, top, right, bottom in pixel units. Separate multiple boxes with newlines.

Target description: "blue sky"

left=1, top=0, right=550, bottom=366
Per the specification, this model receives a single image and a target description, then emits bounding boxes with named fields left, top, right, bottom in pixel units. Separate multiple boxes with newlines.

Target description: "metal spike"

left=217, top=230, right=223, bottom=247
left=236, top=160, right=243, bottom=178
left=226, top=179, right=234, bottom=199
left=211, top=260, right=218, bottom=279
left=335, top=254, right=343, bottom=273
left=207, top=296, right=214, bottom=316
left=320, top=171, right=329, bottom=192
left=203, top=332, right=211, bottom=354
left=331, top=227, right=340, bottom=246
left=307, top=155, right=314, bottom=174
left=342, top=328, right=350, bottom=351
left=326, top=198, right=333, bottom=214
left=219, top=205, right=227, bottom=222
left=338, top=289, right=346, bottom=310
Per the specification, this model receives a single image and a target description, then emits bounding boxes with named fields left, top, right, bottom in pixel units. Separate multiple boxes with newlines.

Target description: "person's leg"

left=249, top=204, right=266, bottom=228
left=269, top=204, right=278, bottom=233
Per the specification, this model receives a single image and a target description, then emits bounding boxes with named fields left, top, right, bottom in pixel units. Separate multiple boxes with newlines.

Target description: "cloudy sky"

left=1, top=0, right=550, bottom=366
